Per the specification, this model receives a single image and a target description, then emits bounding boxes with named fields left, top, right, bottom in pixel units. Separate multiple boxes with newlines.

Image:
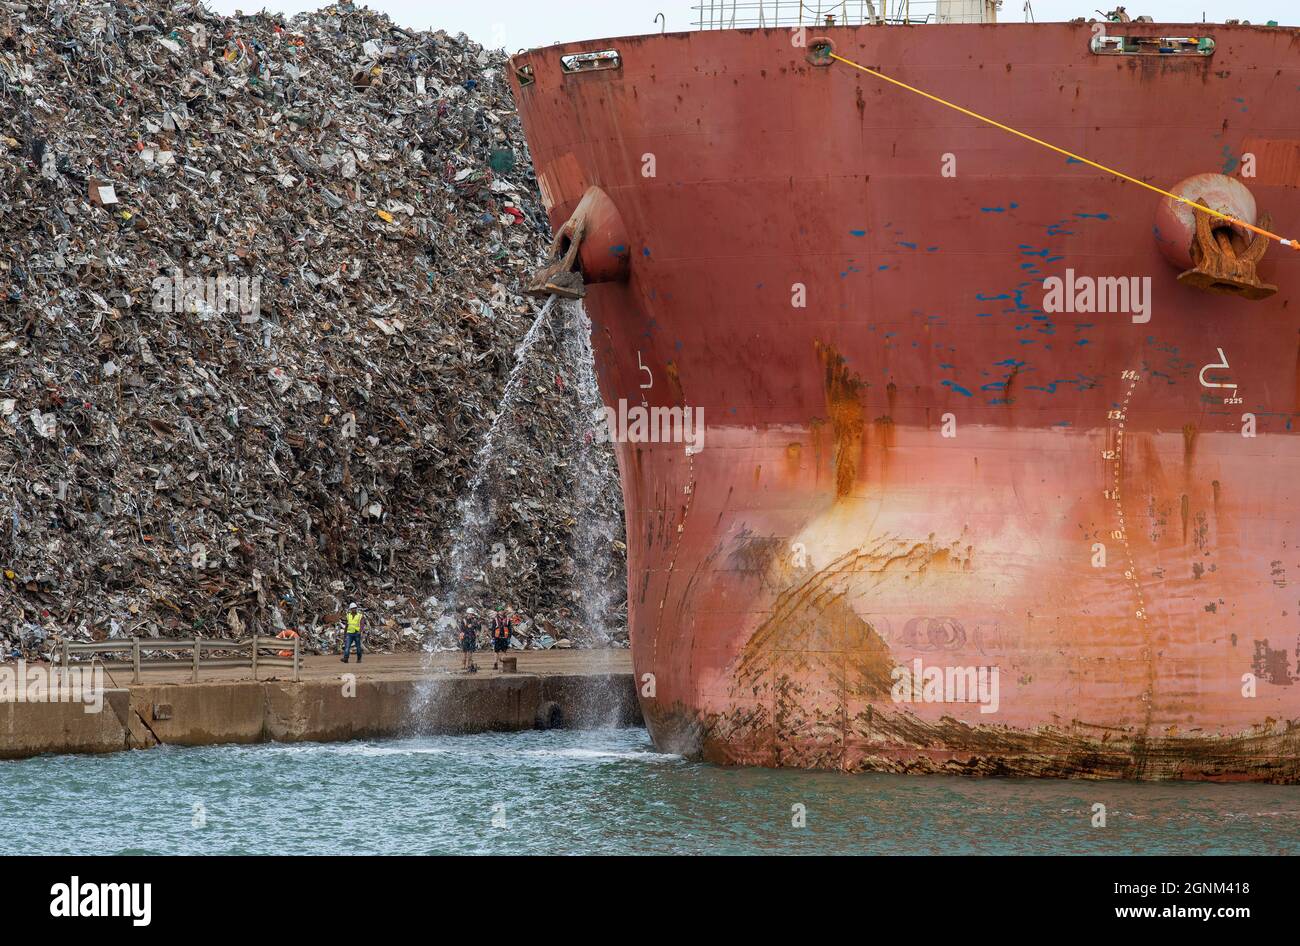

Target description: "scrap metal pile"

left=0, top=0, right=627, bottom=657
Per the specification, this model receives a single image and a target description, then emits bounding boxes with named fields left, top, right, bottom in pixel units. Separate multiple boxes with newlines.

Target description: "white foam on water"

left=518, top=746, right=683, bottom=763
left=260, top=738, right=679, bottom=766
left=327, top=743, right=453, bottom=758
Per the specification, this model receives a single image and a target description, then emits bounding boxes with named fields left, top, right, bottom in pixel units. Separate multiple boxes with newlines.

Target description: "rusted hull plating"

left=510, top=23, right=1300, bottom=780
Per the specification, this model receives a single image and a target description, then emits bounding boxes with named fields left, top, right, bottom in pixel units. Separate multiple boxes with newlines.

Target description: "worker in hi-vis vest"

left=341, top=603, right=364, bottom=664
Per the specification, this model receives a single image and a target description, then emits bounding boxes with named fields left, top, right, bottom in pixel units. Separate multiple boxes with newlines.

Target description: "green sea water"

left=1, top=728, right=1296, bottom=855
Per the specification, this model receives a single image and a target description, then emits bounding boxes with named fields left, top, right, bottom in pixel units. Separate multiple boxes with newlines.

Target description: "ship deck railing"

left=691, top=1, right=987, bottom=29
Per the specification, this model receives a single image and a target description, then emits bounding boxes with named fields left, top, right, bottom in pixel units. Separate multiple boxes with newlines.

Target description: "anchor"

left=527, top=186, right=630, bottom=300
left=527, top=215, right=588, bottom=299
left=1176, top=197, right=1277, bottom=301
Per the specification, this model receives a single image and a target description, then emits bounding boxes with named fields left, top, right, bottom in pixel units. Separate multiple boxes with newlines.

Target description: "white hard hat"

left=349, top=602, right=359, bottom=610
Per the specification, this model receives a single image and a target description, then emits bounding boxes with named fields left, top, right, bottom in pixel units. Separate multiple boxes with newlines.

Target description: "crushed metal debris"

left=0, top=0, right=627, bottom=659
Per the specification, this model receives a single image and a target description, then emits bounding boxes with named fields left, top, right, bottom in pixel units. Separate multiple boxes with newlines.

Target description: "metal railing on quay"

left=59, top=636, right=301, bottom=684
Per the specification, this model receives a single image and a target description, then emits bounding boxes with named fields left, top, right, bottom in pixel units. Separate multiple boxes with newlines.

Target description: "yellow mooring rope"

left=827, top=51, right=1300, bottom=250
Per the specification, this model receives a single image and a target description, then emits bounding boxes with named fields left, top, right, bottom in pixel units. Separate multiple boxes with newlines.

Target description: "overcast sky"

left=206, top=1, right=1293, bottom=49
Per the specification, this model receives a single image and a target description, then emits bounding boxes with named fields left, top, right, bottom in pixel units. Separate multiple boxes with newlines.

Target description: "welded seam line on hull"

left=651, top=366, right=698, bottom=704
left=1108, top=367, right=1157, bottom=769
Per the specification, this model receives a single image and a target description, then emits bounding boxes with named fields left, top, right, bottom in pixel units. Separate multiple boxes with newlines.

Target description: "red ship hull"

left=510, top=22, right=1300, bottom=779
